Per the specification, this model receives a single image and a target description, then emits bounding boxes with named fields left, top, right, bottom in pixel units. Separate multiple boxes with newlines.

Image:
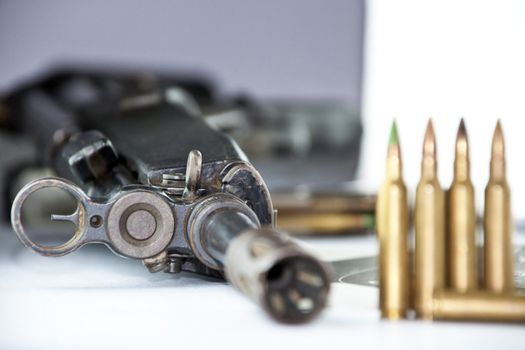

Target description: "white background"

left=361, top=0, right=525, bottom=215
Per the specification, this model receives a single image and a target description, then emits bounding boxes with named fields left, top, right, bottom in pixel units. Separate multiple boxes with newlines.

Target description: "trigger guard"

left=10, top=177, right=89, bottom=257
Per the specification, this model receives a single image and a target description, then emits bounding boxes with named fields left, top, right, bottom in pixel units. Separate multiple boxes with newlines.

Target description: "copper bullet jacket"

left=433, top=290, right=525, bottom=323
left=484, top=121, right=514, bottom=293
left=414, top=120, right=445, bottom=319
left=448, top=120, right=478, bottom=292
left=377, top=122, right=409, bottom=320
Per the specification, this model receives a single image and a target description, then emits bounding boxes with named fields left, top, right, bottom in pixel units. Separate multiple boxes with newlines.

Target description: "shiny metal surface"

left=182, top=149, right=202, bottom=201
left=11, top=177, right=176, bottom=259
left=185, top=192, right=331, bottom=323
left=448, top=119, right=478, bottom=292
left=125, top=210, right=156, bottom=240
left=273, top=189, right=376, bottom=235
left=106, top=190, right=175, bottom=258
left=376, top=122, right=409, bottom=320
left=11, top=177, right=92, bottom=257
left=484, top=121, right=514, bottom=292
left=185, top=193, right=260, bottom=270
left=11, top=172, right=331, bottom=323
left=432, top=290, right=525, bottom=322
left=225, top=229, right=331, bottom=324
left=414, top=120, right=445, bottom=319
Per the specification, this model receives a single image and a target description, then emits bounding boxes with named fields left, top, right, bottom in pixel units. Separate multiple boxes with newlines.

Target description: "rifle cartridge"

left=433, top=290, right=525, bottom=322
left=484, top=121, right=514, bottom=292
left=272, top=191, right=376, bottom=235
left=448, top=119, right=477, bottom=291
left=377, top=121, right=409, bottom=320
left=414, top=120, right=445, bottom=319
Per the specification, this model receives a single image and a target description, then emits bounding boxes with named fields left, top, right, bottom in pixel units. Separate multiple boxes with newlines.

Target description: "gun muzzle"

left=187, top=193, right=331, bottom=323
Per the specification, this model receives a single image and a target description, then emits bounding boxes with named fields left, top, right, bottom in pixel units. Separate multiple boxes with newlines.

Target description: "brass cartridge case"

left=377, top=122, right=409, bottom=320
left=433, top=290, right=525, bottom=322
left=484, top=121, right=514, bottom=292
left=414, top=120, right=445, bottom=319
left=276, top=212, right=375, bottom=235
left=448, top=119, right=477, bottom=292
left=273, top=191, right=376, bottom=235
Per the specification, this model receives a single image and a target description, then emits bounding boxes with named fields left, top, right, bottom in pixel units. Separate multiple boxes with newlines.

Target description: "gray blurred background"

left=0, top=0, right=366, bottom=194
left=0, top=0, right=364, bottom=102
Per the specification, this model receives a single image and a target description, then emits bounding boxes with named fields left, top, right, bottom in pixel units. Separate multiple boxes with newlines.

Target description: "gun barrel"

left=187, top=193, right=331, bottom=323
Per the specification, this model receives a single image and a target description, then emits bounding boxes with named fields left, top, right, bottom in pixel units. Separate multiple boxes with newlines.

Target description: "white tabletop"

left=1, top=225, right=524, bottom=350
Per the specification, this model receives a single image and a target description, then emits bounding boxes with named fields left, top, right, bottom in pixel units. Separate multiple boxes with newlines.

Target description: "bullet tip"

left=455, top=119, right=468, bottom=156
left=491, top=120, right=505, bottom=159
left=388, top=120, right=399, bottom=146
left=423, top=119, right=436, bottom=158
left=458, top=118, right=466, bottom=136
left=495, top=119, right=503, bottom=134
left=387, top=120, right=401, bottom=158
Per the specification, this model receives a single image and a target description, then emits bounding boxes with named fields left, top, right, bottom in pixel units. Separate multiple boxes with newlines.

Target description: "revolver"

left=3, top=68, right=331, bottom=323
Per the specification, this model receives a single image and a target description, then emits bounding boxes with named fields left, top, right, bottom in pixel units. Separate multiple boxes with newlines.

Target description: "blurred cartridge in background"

left=273, top=190, right=375, bottom=235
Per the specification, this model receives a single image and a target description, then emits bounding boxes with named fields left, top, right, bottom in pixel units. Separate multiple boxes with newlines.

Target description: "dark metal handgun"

left=4, top=68, right=330, bottom=323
